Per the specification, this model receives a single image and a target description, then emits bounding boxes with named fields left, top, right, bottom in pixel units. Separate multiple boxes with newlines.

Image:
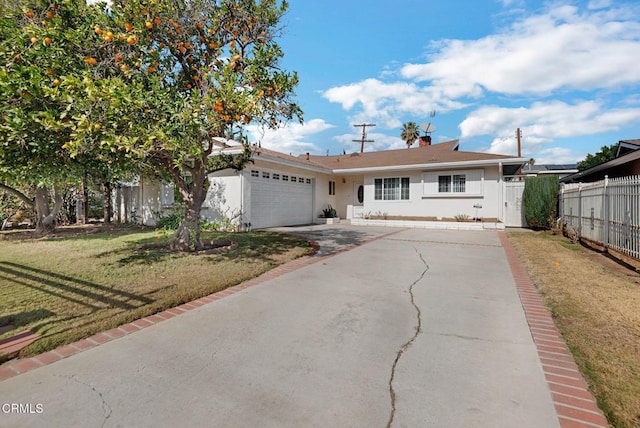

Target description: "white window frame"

left=160, top=183, right=175, bottom=206
left=329, top=181, right=336, bottom=195
left=374, top=177, right=410, bottom=201
left=422, top=169, right=484, bottom=198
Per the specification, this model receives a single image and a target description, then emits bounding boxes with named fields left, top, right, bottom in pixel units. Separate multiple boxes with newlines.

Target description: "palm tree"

left=401, top=122, right=420, bottom=148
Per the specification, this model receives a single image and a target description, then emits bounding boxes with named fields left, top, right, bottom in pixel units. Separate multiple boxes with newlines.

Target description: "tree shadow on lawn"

left=0, top=224, right=153, bottom=242
left=0, top=261, right=153, bottom=310
left=95, top=230, right=311, bottom=266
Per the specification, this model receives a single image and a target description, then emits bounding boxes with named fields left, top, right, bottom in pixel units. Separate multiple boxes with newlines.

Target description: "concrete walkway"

left=0, top=229, right=568, bottom=427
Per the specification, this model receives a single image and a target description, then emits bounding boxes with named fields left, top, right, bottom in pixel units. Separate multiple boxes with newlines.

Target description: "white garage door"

left=249, top=170, right=314, bottom=229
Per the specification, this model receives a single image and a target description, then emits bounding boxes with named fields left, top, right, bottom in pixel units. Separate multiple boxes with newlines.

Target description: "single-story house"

left=560, top=139, right=640, bottom=184
left=520, top=163, right=578, bottom=179
left=113, top=139, right=528, bottom=229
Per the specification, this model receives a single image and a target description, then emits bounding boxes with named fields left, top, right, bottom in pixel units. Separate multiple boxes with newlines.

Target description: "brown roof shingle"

left=303, top=140, right=519, bottom=170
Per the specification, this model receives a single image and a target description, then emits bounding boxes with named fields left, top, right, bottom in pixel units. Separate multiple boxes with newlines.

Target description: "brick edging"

left=498, top=232, right=609, bottom=428
left=0, top=228, right=405, bottom=383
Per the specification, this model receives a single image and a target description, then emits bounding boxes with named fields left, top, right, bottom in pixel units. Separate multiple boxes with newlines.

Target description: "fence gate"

left=504, top=181, right=527, bottom=227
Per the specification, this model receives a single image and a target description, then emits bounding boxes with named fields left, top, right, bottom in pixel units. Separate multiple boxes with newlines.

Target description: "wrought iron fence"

left=560, top=175, right=640, bottom=261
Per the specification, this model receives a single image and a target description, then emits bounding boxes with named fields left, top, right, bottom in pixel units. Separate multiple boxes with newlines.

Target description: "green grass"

left=0, top=225, right=310, bottom=359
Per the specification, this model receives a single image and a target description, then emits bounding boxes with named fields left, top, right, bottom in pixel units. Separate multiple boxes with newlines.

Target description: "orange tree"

left=64, top=0, right=302, bottom=251
left=0, top=0, right=139, bottom=232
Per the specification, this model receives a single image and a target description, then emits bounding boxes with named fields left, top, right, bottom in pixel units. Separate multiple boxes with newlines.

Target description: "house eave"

left=256, top=153, right=333, bottom=174
left=331, top=158, right=528, bottom=174
left=560, top=149, right=640, bottom=183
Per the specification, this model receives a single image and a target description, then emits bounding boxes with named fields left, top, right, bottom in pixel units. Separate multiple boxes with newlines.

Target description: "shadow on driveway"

left=265, top=224, right=399, bottom=256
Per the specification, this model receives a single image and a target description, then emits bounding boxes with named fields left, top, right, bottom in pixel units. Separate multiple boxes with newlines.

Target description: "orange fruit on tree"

left=53, top=79, right=60, bottom=86
left=84, top=57, right=97, bottom=65
left=46, top=11, right=54, bottom=19
left=44, top=37, right=52, bottom=45
left=94, top=26, right=103, bottom=35
left=30, top=37, right=37, bottom=44
left=153, top=17, right=161, bottom=25
left=145, top=21, right=153, bottom=29
left=45, top=69, right=54, bottom=75
left=126, top=35, right=138, bottom=45
left=26, top=11, right=34, bottom=19
left=125, top=22, right=133, bottom=32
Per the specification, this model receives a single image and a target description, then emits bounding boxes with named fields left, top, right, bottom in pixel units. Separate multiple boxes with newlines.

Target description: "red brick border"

left=0, top=228, right=405, bottom=383
left=498, top=232, right=609, bottom=428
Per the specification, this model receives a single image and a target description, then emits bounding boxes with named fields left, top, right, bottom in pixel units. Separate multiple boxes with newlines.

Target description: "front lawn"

left=0, top=225, right=310, bottom=359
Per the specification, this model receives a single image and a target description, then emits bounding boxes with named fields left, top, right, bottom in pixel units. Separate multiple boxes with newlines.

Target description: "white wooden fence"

left=560, top=175, right=640, bottom=261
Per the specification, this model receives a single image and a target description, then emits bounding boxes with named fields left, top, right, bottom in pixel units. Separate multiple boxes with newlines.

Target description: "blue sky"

left=246, top=0, right=640, bottom=165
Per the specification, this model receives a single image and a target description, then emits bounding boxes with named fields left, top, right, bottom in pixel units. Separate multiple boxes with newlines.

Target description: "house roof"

left=218, top=139, right=527, bottom=175
left=301, top=140, right=525, bottom=174
left=560, top=140, right=640, bottom=183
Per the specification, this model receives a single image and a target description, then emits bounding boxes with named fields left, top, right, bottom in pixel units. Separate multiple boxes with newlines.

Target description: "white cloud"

left=587, top=0, right=612, bottom=10
left=246, top=119, right=334, bottom=155
left=401, top=5, right=640, bottom=97
left=322, top=78, right=466, bottom=128
left=461, top=101, right=640, bottom=147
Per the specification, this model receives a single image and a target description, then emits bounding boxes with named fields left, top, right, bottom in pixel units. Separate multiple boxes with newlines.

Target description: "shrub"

left=523, top=176, right=559, bottom=229
left=322, top=205, right=337, bottom=218
left=454, top=214, right=471, bottom=222
left=156, top=213, right=183, bottom=230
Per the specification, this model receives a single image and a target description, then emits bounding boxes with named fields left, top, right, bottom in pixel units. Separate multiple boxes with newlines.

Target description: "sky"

left=244, top=0, right=640, bottom=165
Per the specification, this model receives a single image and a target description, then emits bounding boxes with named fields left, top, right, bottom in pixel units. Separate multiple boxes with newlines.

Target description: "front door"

left=353, top=181, right=364, bottom=219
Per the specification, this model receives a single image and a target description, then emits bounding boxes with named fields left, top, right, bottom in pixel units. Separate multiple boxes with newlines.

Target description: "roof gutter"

left=256, top=152, right=333, bottom=174
left=331, top=157, right=528, bottom=174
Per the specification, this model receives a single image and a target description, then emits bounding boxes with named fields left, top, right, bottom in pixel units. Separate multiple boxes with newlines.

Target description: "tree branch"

left=0, top=183, right=35, bottom=207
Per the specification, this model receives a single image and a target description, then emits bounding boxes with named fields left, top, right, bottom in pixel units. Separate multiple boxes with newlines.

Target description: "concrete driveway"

left=0, top=228, right=559, bottom=427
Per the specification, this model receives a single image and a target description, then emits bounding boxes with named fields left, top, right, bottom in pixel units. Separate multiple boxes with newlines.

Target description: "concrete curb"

left=498, top=232, right=609, bottom=428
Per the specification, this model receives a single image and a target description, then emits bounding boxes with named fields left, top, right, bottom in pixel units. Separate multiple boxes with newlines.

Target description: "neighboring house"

left=521, top=163, right=578, bottom=179
left=560, top=139, right=640, bottom=184
left=114, top=139, right=528, bottom=229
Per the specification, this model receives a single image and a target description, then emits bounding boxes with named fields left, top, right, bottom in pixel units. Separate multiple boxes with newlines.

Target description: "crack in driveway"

left=60, top=374, right=112, bottom=427
left=386, top=247, right=429, bottom=428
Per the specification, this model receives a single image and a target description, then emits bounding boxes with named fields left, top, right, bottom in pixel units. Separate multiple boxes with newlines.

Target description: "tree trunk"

left=34, top=186, right=62, bottom=235
left=102, top=181, right=112, bottom=224
left=170, top=166, right=208, bottom=252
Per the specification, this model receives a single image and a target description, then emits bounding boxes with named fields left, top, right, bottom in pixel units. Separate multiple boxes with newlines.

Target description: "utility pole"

left=352, top=123, right=376, bottom=153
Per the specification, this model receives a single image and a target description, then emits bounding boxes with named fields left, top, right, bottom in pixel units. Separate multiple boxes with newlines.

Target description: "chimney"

left=419, top=136, right=431, bottom=147
left=306, top=152, right=310, bottom=161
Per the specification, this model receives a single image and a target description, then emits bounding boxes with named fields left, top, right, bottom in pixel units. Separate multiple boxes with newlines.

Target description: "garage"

left=248, top=169, right=314, bottom=229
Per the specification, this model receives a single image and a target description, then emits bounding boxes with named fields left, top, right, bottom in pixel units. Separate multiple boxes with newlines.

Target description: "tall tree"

left=0, top=0, right=101, bottom=233
left=65, top=0, right=302, bottom=251
left=577, top=143, right=618, bottom=171
left=400, top=122, right=420, bottom=148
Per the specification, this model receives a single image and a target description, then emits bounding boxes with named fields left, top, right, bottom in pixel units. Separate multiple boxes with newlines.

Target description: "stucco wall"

left=361, top=167, right=503, bottom=220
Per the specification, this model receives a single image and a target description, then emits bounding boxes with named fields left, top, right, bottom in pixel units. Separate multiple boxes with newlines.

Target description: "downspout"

left=239, top=170, right=244, bottom=231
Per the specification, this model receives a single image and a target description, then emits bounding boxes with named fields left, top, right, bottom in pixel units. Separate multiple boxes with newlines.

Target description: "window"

left=422, top=170, right=482, bottom=196
left=329, top=181, right=336, bottom=195
left=160, top=183, right=175, bottom=206
left=374, top=177, right=409, bottom=200
left=438, top=174, right=466, bottom=193
left=273, top=173, right=280, bottom=180
left=251, top=170, right=259, bottom=177
left=306, top=178, right=311, bottom=184
left=291, top=177, right=297, bottom=182
left=282, top=175, right=289, bottom=181
left=298, top=177, right=304, bottom=183
left=262, top=172, right=270, bottom=179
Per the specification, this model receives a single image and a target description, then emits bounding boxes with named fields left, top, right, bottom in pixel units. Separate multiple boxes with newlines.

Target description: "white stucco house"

left=113, top=139, right=528, bottom=229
